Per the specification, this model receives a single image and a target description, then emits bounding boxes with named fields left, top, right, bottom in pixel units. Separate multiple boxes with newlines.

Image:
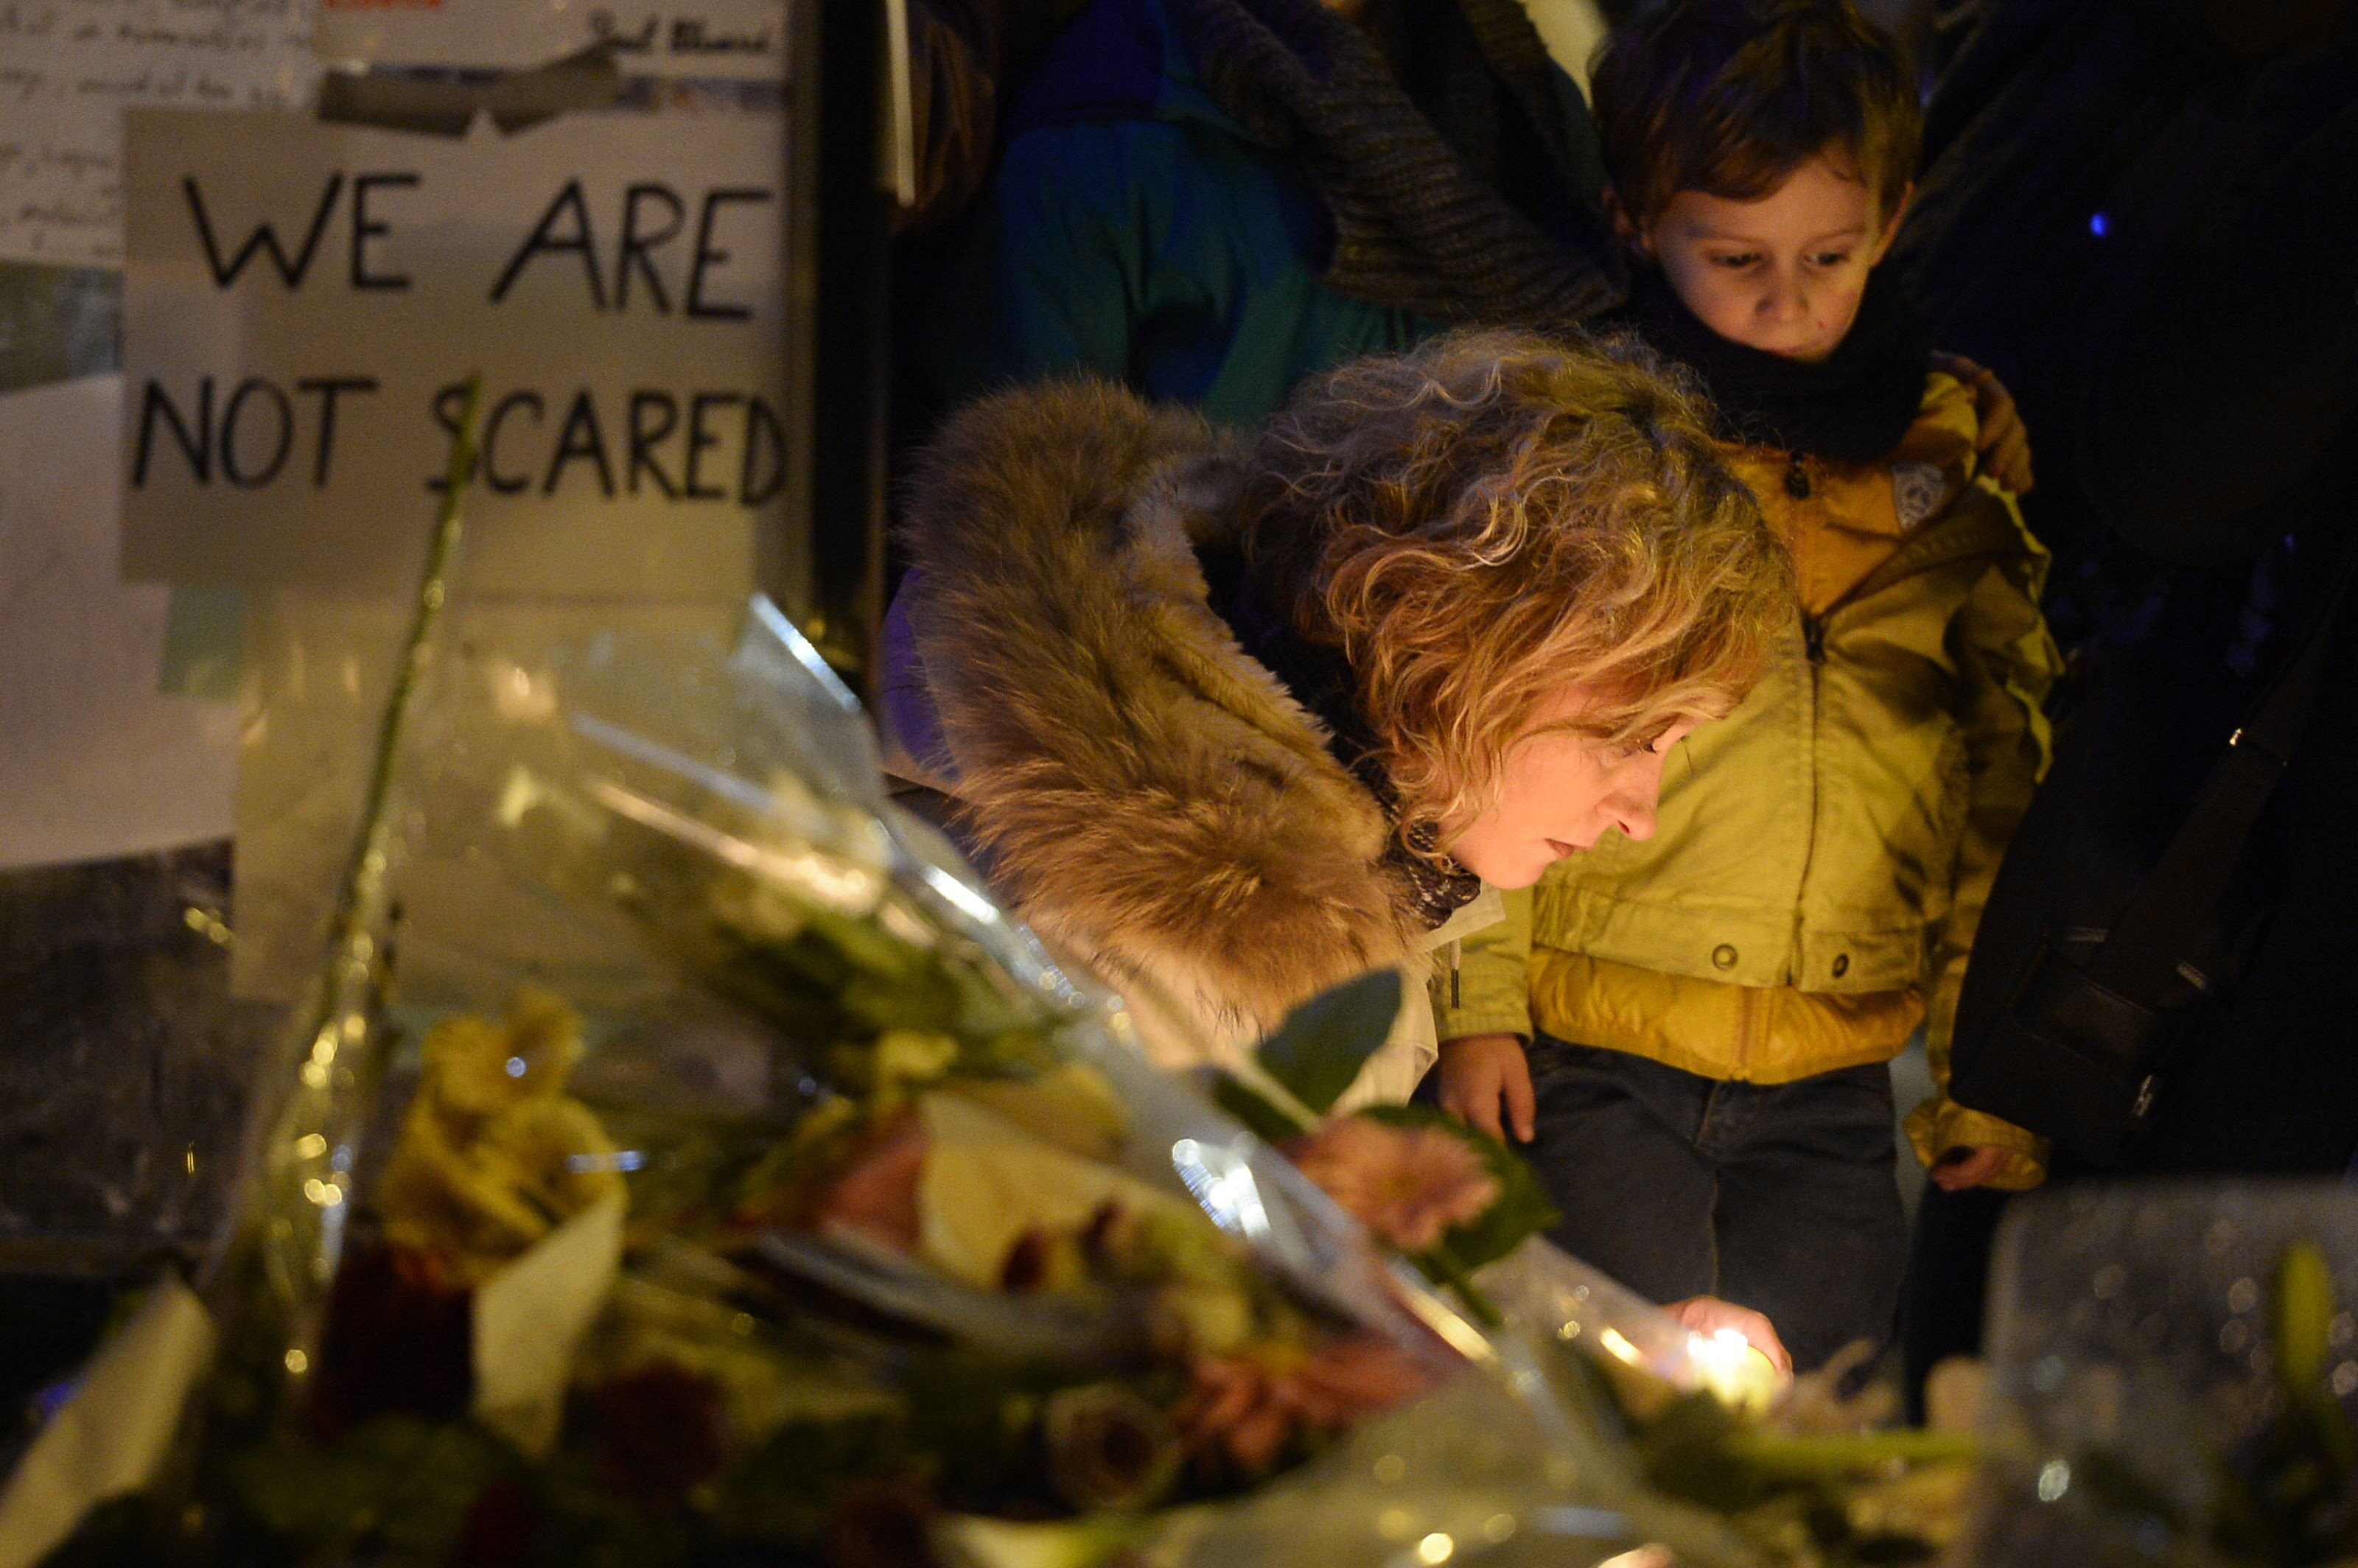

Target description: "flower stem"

left=1421, top=1243, right=1501, bottom=1329
left=234, top=379, right=485, bottom=1326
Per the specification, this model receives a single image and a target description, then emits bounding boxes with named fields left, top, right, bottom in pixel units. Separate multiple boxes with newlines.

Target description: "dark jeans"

left=1523, top=1037, right=1909, bottom=1373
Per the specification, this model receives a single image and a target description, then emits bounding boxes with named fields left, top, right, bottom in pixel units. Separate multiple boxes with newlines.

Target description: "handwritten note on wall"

left=313, top=0, right=786, bottom=80
left=0, top=0, right=318, bottom=268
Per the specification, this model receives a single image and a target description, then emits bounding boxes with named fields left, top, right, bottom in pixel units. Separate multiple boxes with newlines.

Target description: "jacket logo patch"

left=1892, top=461, right=1948, bottom=532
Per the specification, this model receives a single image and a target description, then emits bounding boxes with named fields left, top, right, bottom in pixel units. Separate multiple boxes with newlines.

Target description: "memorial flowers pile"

left=0, top=420, right=1983, bottom=1568
left=0, top=543, right=1471, bottom=1566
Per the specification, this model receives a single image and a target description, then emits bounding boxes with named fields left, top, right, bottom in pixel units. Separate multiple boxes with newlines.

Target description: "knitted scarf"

left=1167, top=0, right=1625, bottom=329
left=1618, top=262, right=1933, bottom=462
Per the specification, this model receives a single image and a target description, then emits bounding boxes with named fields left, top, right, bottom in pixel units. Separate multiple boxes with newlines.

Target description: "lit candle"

left=1687, top=1326, right=1780, bottom=1412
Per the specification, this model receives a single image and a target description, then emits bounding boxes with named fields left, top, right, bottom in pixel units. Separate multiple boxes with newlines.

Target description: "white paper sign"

left=0, top=376, right=237, bottom=870
left=121, top=107, right=783, bottom=598
left=0, top=0, right=319, bottom=268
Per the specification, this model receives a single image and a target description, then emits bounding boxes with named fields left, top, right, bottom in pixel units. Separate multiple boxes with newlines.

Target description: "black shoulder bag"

left=1948, top=543, right=2358, bottom=1168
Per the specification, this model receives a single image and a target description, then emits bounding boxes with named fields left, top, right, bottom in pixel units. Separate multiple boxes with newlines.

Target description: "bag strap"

left=2085, top=536, right=2358, bottom=1000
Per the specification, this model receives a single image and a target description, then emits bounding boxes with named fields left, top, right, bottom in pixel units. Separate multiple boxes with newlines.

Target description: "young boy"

left=1432, top=0, right=2061, bottom=1371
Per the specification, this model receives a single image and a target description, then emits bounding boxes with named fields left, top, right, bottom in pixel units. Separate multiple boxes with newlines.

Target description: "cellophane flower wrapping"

left=0, top=597, right=1721, bottom=1568
left=1969, top=1183, right=2358, bottom=1568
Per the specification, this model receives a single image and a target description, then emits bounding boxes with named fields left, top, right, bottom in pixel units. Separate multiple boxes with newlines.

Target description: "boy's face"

left=1632, top=155, right=1909, bottom=363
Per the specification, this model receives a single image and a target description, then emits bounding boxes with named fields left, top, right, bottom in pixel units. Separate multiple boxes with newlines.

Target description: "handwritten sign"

left=0, top=0, right=318, bottom=268
left=120, top=107, right=785, bottom=598
left=315, top=0, right=786, bottom=80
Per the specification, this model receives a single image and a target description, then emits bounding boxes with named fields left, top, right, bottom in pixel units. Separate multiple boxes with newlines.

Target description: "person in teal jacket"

left=915, top=0, right=1624, bottom=428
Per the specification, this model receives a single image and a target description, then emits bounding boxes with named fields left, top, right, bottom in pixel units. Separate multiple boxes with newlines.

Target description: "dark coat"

left=1903, top=0, right=2358, bottom=1173
left=912, top=0, right=1608, bottom=428
left=913, top=0, right=1436, bottom=427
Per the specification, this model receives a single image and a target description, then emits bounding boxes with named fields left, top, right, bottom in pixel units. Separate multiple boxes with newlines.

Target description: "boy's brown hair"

left=1589, top=0, right=1921, bottom=228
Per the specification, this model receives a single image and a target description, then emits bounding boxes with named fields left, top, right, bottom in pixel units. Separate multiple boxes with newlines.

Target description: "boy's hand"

left=1666, top=1295, right=1794, bottom=1376
left=1932, top=351, right=2036, bottom=494
left=1435, top=1033, right=1536, bottom=1144
left=1930, top=1144, right=2013, bottom=1192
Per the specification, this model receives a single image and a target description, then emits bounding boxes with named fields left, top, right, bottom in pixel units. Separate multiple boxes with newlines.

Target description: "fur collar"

left=895, top=379, right=1419, bottom=1037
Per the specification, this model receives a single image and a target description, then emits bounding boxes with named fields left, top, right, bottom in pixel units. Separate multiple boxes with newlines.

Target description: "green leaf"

left=1211, top=1074, right=1311, bottom=1144
left=222, top=1415, right=517, bottom=1567
left=2272, top=1239, right=2335, bottom=1403
left=1637, top=1390, right=1765, bottom=1511
left=700, top=1409, right=907, bottom=1547
left=1250, top=970, right=1402, bottom=1117
left=1414, top=1241, right=1501, bottom=1328
left=1721, top=1427, right=1981, bottom=1479
left=1360, top=1103, right=1558, bottom=1272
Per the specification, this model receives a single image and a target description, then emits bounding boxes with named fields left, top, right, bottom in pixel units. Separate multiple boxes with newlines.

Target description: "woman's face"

left=1445, top=685, right=1696, bottom=889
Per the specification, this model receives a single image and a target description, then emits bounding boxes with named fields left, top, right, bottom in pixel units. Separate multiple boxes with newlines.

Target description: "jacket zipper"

left=1788, top=612, right=1827, bottom=992
left=1780, top=497, right=2026, bottom=996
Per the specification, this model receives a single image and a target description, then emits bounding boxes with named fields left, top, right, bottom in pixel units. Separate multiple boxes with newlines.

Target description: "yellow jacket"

left=1435, top=373, right=2062, bottom=1188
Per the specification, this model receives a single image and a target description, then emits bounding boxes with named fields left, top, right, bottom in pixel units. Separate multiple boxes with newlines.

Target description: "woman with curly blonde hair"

left=880, top=327, right=1791, bottom=1107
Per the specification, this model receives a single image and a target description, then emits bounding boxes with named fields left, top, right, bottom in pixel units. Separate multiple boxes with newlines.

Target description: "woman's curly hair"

left=1239, top=328, right=1794, bottom=852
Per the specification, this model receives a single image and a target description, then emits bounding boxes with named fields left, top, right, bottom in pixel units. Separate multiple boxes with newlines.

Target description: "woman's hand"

left=1435, top=1033, right=1536, bottom=1144
left=1930, top=1144, right=2014, bottom=1192
left=1665, top=1295, right=1794, bottom=1376
left=1931, top=351, right=2035, bottom=495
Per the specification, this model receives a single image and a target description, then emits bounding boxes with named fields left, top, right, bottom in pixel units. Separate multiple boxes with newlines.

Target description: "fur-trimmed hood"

left=883, top=379, right=1427, bottom=1055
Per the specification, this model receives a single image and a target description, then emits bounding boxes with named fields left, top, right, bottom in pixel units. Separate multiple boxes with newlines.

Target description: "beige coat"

left=878, top=379, right=1487, bottom=1105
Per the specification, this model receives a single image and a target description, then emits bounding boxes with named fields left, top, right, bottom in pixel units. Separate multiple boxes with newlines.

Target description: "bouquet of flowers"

left=0, top=397, right=1704, bottom=1567
left=0, top=416, right=1963, bottom=1568
left=0, top=573, right=1513, bottom=1567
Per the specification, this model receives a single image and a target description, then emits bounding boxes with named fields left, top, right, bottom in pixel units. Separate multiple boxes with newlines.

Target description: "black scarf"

left=1207, top=553, right=1485, bottom=929
left=1166, top=0, right=1624, bottom=330
left=1617, top=263, right=1931, bottom=462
